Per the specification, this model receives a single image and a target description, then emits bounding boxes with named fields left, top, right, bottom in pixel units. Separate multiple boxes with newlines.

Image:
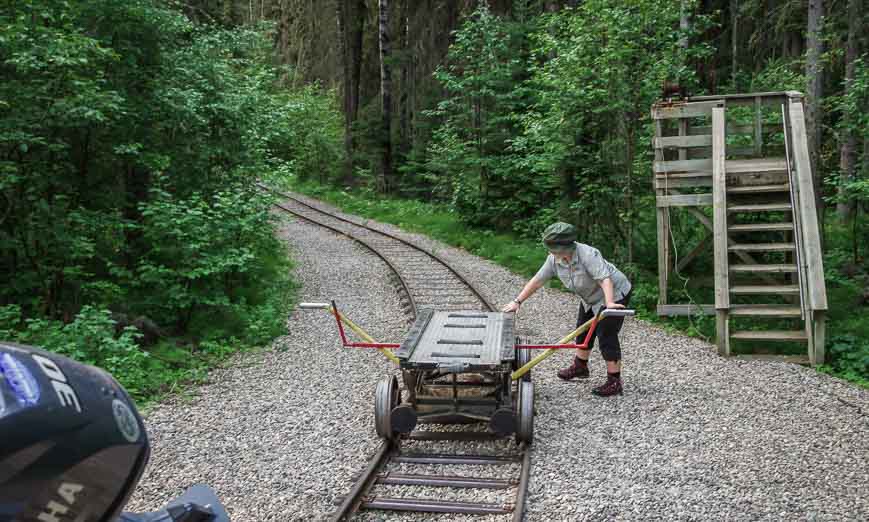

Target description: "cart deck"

left=395, top=310, right=515, bottom=371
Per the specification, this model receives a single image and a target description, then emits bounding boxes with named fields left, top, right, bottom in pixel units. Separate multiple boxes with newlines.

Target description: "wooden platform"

left=652, top=92, right=827, bottom=364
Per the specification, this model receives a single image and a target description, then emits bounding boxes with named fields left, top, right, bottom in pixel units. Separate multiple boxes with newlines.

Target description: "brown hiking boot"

left=591, top=375, right=623, bottom=396
left=557, top=357, right=589, bottom=380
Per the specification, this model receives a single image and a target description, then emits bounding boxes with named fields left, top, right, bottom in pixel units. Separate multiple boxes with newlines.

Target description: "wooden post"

left=716, top=312, right=730, bottom=357
left=754, top=96, right=763, bottom=156
left=813, top=311, right=826, bottom=365
left=654, top=118, right=670, bottom=310
left=712, top=105, right=731, bottom=356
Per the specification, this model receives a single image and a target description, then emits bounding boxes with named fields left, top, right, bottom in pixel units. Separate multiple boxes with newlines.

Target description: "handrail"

left=712, top=106, right=729, bottom=311
left=688, top=91, right=798, bottom=101
left=784, top=95, right=828, bottom=312
left=782, top=104, right=808, bottom=321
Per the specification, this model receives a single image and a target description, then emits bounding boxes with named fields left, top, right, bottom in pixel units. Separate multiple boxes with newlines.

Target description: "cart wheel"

left=512, top=337, right=532, bottom=382
left=515, top=381, right=534, bottom=444
left=516, top=346, right=533, bottom=382
left=374, top=375, right=399, bottom=440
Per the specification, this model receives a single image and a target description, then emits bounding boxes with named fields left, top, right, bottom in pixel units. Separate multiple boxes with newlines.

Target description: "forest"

left=1, top=0, right=867, bottom=398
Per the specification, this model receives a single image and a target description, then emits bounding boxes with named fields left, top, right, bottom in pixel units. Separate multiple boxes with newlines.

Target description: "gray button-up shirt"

left=533, top=242, right=632, bottom=314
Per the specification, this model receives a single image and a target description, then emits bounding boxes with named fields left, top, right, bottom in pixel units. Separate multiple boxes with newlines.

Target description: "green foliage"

left=422, top=3, right=535, bottom=229
left=255, top=84, right=344, bottom=185
left=0, top=0, right=332, bottom=401
left=830, top=57, right=869, bottom=225
left=745, top=58, right=806, bottom=93
left=822, top=335, right=869, bottom=385
left=407, top=0, right=713, bottom=269
left=0, top=305, right=149, bottom=396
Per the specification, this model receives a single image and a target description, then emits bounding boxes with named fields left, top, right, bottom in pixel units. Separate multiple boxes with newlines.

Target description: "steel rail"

left=262, top=185, right=530, bottom=521
left=270, top=199, right=420, bottom=319
left=259, top=183, right=497, bottom=315
left=514, top=443, right=532, bottom=522
left=331, top=440, right=393, bottom=520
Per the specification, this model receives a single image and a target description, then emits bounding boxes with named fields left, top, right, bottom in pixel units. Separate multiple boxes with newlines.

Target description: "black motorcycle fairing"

left=117, top=485, right=230, bottom=522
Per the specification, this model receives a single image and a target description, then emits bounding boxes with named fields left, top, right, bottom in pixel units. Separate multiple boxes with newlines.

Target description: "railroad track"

left=259, top=184, right=496, bottom=319
left=261, top=185, right=531, bottom=521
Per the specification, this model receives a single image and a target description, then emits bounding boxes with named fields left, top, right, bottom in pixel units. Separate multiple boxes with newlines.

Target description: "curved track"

left=262, top=186, right=531, bottom=521
left=260, top=184, right=497, bottom=319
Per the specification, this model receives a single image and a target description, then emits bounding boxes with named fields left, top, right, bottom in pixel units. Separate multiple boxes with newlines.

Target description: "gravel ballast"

left=127, top=195, right=869, bottom=521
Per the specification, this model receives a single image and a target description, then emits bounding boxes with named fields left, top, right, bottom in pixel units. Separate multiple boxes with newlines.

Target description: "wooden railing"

left=783, top=93, right=828, bottom=364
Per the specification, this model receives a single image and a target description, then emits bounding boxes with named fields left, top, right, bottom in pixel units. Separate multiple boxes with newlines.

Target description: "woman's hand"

left=502, top=300, right=521, bottom=313
left=606, top=301, right=626, bottom=309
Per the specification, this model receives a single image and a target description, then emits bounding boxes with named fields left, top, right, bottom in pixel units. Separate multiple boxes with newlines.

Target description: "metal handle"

left=298, top=302, right=331, bottom=310
left=599, top=309, right=636, bottom=318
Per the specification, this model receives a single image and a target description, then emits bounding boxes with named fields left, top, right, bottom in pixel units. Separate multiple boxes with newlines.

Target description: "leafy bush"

left=0, top=305, right=148, bottom=396
left=0, top=1, right=330, bottom=401
left=823, top=335, right=869, bottom=385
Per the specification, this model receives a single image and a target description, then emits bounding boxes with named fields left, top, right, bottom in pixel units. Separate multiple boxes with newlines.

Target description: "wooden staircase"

left=652, top=92, right=828, bottom=364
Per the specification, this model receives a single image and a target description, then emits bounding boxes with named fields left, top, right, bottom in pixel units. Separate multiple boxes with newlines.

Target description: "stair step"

left=729, top=305, right=802, bottom=317
left=727, top=183, right=790, bottom=194
left=733, top=354, right=811, bottom=364
left=730, top=330, right=808, bottom=342
left=728, top=222, right=793, bottom=232
left=725, top=158, right=788, bottom=174
left=728, top=243, right=795, bottom=252
left=728, top=202, right=792, bottom=212
left=729, top=264, right=797, bottom=273
left=730, top=284, right=800, bottom=295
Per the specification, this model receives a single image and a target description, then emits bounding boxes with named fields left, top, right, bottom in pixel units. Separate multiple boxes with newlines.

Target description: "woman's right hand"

left=502, top=301, right=520, bottom=313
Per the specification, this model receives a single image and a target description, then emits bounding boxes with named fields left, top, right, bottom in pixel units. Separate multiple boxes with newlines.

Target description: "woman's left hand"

left=606, top=301, right=626, bottom=309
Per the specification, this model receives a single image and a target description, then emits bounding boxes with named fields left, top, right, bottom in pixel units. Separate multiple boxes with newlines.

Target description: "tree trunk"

left=730, top=0, right=738, bottom=85
left=398, top=0, right=410, bottom=159
left=680, top=0, right=690, bottom=51
left=805, top=0, right=825, bottom=225
left=626, top=125, right=635, bottom=265
left=222, top=0, right=233, bottom=25
left=837, top=0, right=861, bottom=221
left=378, top=0, right=393, bottom=193
left=277, top=2, right=291, bottom=82
left=336, top=0, right=365, bottom=186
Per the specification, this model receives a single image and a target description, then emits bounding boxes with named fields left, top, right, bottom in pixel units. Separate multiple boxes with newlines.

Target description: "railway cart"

left=381, top=309, right=534, bottom=442
left=299, top=302, right=634, bottom=444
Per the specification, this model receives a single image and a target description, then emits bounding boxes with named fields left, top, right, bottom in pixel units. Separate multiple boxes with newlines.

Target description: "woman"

left=502, top=222, right=632, bottom=396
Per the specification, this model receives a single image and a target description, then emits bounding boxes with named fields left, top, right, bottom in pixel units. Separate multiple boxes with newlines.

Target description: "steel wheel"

left=515, top=381, right=534, bottom=444
left=374, top=375, right=399, bottom=440
left=516, top=346, right=533, bottom=382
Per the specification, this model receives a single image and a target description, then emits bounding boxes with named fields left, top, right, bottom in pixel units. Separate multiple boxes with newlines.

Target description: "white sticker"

left=31, top=353, right=81, bottom=412
left=112, top=399, right=141, bottom=443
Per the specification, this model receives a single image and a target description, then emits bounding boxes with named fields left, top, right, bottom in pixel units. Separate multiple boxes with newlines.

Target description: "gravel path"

left=127, top=195, right=869, bottom=521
